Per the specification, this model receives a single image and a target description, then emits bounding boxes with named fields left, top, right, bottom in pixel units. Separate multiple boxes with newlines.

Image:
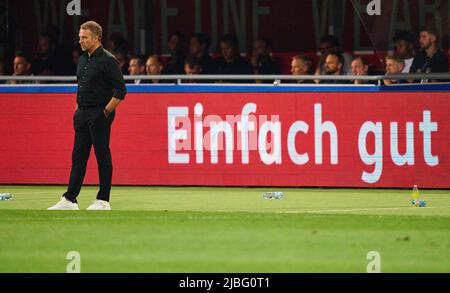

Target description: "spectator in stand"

left=184, top=56, right=203, bottom=83
left=384, top=55, right=406, bottom=85
left=106, top=34, right=129, bottom=55
left=318, top=53, right=351, bottom=84
left=128, top=55, right=147, bottom=84
left=106, top=35, right=130, bottom=75
left=7, top=53, right=37, bottom=84
left=251, top=38, right=280, bottom=83
left=351, top=56, right=377, bottom=85
left=189, top=33, right=216, bottom=74
left=315, top=35, right=352, bottom=76
left=163, top=31, right=186, bottom=75
left=112, top=49, right=129, bottom=75
left=410, top=27, right=449, bottom=82
left=31, top=32, right=71, bottom=76
left=290, top=55, right=314, bottom=84
left=0, top=59, right=5, bottom=84
left=145, top=55, right=164, bottom=84
left=393, top=30, right=415, bottom=73
left=70, top=45, right=83, bottom=75
left=32, top=34, right=56, bottom=76
left=216, top=34, right=253, bottom=83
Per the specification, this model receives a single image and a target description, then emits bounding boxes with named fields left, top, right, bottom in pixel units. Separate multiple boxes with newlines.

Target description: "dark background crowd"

left=1, top=25, right=449, bottom=85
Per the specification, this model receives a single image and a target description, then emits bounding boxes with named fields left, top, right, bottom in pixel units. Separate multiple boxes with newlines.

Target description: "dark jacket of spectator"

left=253, top=56, right=280, bottom=75
left=410, top=50, right=449, bottom=73
left=163, top=54, right=186, bottom=75
left=198, top=53, right=217, bottom=75
left=216, top=57, right=253, bottom=83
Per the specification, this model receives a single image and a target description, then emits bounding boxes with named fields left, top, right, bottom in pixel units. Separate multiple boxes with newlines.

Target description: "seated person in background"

left=128, top=55, right=147, bottom=84
left=290, top=55, right=314, bottom=84
left=112, top=49, right=129, bottom=75
left=189, top=33, right=216, bottom=74
left=384, top=55, right=406, bottom=85
left=351, top=56, right=377, bottom=85
left=32, top=32, right=72, bottom=76
left=393, top=30, right=415, bottom=73
left=251, top=38, right=280, bottom=83
left=411, top=27, right=449, bottom=74
left=106, top=34, right=129, bottom=56
left=107, top=34, right=129, bottom=75
left=7, top=53, right=37, bottom=84
left=184, top=56, right=203, bottom=83
left=410, top=27, right=449, bottom=82
left=315, top=35, right=352, bottom=76
left=216, top=34, right=253, bottom=83
left=145, top=55, right=164, bottom=84
left=70, top=45, right=83, bottom=75
left=318, top=53, right=351, bottom=84
left=0, top=59, right=5, bottom=84
left=163, top=31, right=186, bottom=75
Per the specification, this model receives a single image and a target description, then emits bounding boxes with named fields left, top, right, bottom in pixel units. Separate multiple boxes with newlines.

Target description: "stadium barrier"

left=1, top=73, right=450, bottom=84
left=0, top=75, right=449, bottom=188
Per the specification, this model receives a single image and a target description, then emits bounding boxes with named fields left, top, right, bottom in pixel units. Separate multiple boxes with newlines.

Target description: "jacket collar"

left=86, top=45, right=103, bottom=58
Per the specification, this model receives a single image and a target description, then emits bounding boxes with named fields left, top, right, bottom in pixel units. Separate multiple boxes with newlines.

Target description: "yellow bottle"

left=411, top=185, right=420, bottom=207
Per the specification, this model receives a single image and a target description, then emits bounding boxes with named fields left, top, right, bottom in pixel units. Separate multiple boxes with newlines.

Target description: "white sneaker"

left=47, top=197, right=79, bottom=210
left=86, top=199, right=111, bottom=210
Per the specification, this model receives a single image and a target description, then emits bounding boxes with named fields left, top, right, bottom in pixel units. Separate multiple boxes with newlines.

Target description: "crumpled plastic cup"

left=411, top=199, right=426, bottom=207
left=0, top=193, right=14, bottom=201
left=262, top=192, right=284, bottom=200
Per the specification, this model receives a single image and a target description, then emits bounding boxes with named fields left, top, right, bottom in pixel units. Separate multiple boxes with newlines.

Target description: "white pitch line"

left=279, top=206, right=450, bottom=214
left=1, top=191, right=62, bottom=195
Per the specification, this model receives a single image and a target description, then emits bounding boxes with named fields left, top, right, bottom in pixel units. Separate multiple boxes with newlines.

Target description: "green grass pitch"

left=0, top=185, right=449, bottom=273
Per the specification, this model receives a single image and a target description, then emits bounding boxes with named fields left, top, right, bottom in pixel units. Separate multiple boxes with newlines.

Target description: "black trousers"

left=63, top=106, right=115, bottom=202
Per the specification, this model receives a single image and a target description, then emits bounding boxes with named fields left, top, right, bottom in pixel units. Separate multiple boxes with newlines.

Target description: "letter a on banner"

left=367, top=0, right=381, bottom=16
left=67, top=0, right=81, bottom=16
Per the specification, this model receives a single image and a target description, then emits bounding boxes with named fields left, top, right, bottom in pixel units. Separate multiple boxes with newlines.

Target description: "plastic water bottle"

left=411, top=185, right=420, bottom=207
left=0, top=193, right=14, bottom=201
left=418, top=199, right=427, bottom=208
left=262, top=191, right=284, bottom=200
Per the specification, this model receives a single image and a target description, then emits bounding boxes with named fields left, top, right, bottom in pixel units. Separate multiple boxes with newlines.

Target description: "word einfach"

left=168, top=103, right=438, bottom=184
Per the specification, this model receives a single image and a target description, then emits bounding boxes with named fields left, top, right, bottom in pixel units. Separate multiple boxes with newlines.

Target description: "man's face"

left=291, top=59, right=307, bottom=75
left=184, top=64, right=202, bottom=75
left=351, top=59, right=368, bottom=76
left=220, top=42, right=235, bottom=62
left=128, top=59, right=145, bottom=75
left=37, top=36, right=51, bottom=55
left=79, top=29, right=97, bottom=52
left=385, top=59, right=404, bottom=74
left=319, top=42, right=336, bottom=57
left=189, top=37, right=203, bottom=57
left=419, top=31, right=435, bottom=50
left=324, top=55, right=341, bottom=74
left=168, top=35, right=181, bottom=54
left=253, top=40, right=268, bottom=58
left=13, top=56, right=30, bottom=75
left=113, top=52, right=127, bottom=68
left=394, top=40, right=413, bottom=58
left=72, top=50, right=81, bottom=65
left=146, top=57, right=162, bottom=75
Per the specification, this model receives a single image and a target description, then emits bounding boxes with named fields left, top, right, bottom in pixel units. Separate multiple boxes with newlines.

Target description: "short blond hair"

left=80, top=21, right=103, bottom=41
left=147, top=55, right=163, bottom=66
left=385, top=55, right=405, bottom=66
left=292, top=55, right=313, bottom=74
